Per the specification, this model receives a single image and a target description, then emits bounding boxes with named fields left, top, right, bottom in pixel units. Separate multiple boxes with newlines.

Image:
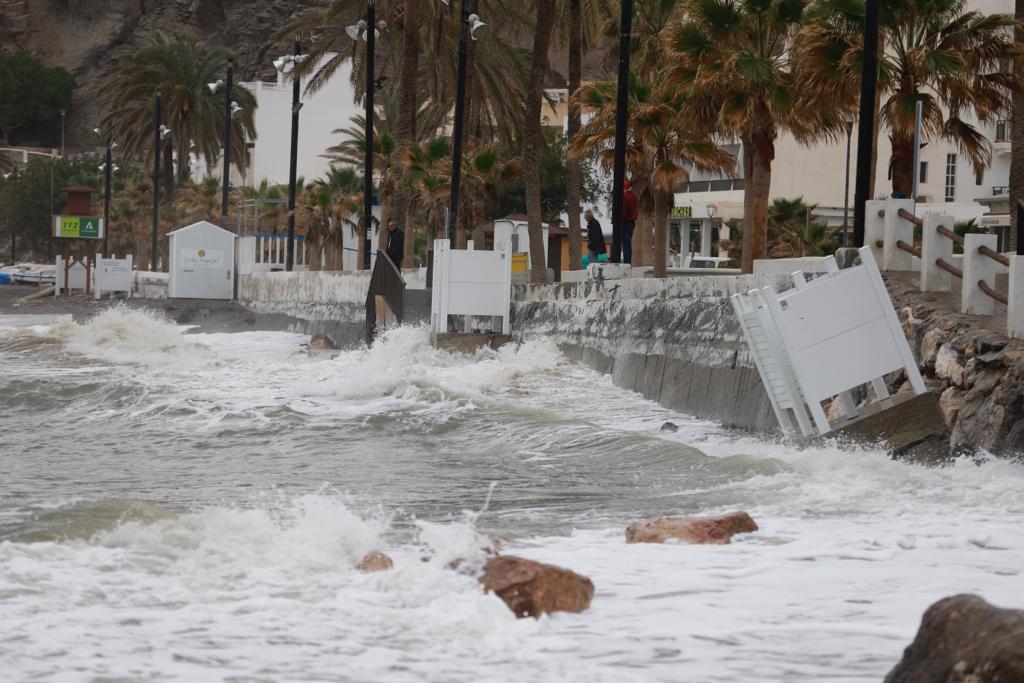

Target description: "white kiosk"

left=168, top=221, right=236, bottom=300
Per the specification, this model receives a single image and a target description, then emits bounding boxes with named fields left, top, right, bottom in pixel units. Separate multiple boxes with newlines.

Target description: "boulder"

left=660, top=421, right=679, bottom=432
left=938, top=387, right=964, bottom=429
left=921, top=328, right=947, bottom=367
left=935, top=344, right=964, bottom=388
left=356, top=551, right=393, bottom=572
left=308, top=334, right=337, bottom=350
left=479, top=555, right=594, bottom=618
left=625, top=512, right=758, bottom=545
left=885, top=594, right=1024, bottom=683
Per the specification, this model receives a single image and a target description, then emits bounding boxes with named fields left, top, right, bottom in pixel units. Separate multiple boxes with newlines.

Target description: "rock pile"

left=478, top=556, right=594, bottom=619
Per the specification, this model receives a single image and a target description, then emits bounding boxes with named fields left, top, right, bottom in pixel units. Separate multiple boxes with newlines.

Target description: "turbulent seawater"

left=1, top=307, right=1022, bottom=683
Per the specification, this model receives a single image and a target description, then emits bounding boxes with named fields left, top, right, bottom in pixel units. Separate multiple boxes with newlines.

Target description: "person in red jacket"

left=621, top=180, right=639, bottom=263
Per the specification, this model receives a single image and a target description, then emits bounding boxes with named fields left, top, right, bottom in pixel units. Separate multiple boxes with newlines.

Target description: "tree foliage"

left=0, top=52, right=74, bottom=145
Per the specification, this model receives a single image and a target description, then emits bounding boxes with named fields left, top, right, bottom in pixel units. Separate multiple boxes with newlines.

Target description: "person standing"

left=385, top=221, right=404, bottom=267
left=621, top=180, right=639, bottom=263
left=584, top=209, right=605, bottom=265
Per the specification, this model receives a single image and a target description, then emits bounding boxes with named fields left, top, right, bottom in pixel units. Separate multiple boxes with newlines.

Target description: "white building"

left=674, top=0, right=1014, bottom=251
left=197, top=54, right=362, bottom=190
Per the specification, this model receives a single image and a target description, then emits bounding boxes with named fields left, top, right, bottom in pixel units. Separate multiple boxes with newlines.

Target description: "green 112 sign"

left=53, top=216, right=104, bottom=239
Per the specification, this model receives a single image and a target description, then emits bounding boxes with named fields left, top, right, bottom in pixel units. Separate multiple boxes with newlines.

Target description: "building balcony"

left=678, top=178, right=745, bottom=193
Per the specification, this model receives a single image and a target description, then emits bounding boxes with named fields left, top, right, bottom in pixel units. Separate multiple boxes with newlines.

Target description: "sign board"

left=670, top=206, right=693, bottom=219
left=180, top=249, right=225, bottom=269
left=95, top=256, right=133, bottom=299
left=53, top=215, right=104, bottom=239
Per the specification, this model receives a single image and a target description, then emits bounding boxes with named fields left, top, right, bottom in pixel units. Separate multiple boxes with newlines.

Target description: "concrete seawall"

left=511, top=274, right=793, bottom=432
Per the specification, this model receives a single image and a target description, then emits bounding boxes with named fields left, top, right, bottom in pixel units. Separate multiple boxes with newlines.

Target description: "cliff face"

left=0, top=0, right=326, bottom=145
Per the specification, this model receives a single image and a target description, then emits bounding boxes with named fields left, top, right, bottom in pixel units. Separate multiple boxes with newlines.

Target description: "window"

left=976, top=168, right=984, bottom=186
left=996, top=120, right=1009, bottom=143
left=945, top=154, right=957, bottom=202
left=919, top=161, right=928, bottom=184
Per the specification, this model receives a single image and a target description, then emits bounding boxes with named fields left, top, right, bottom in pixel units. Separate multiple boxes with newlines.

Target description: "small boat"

left=10, top=264, right=56, bottom=285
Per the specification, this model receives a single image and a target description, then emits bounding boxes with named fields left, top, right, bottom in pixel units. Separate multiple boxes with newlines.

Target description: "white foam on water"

left=3, top=316, right=1024, bottom=681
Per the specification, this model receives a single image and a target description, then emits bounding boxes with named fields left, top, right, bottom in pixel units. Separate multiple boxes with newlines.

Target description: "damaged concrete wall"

left=511, top=275, right=793, bottom=432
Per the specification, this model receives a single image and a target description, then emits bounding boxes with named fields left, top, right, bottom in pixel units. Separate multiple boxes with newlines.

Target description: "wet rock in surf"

left=626, top=512, right=758, bottom=545
left=660, top=421, right=679, bottom=432
left=308, top=334, right=337, bottom=350
left=356, top=551, right=394, bottom=572
left=885, top=594, right=1024, bottom=683
left=480, top=555, right=594, bottom=619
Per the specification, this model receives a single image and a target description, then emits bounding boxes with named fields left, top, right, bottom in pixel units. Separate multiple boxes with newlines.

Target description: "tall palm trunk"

left=398, top=0, right=421, bottom=268
left=566, top=0, right=583, bottom=270
left=1011, top=0, right=1024, bottom=251
left=890, top=133, right=915, bottom=197
left=653, top=192, right=669, bottom=277
left=741, top=130, right=774, bottom=274
left=524, top=1, right=556, bottom=283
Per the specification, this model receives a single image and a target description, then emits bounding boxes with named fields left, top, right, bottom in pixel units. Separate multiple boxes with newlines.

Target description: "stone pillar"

left=701, top=219, right=713, bottom=257
left=962, top=233, right=999, bottom=315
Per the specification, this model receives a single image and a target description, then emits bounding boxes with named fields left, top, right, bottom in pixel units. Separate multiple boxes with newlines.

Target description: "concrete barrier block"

left=1008, top=256, right=1024, bottom=339
left=962, top=233, right=999, bottom=315
left=865, top=200, right=886, bottom=267
left=883, top=199, right=916, bottom=271
left=921, top=214, right=953, bottom=292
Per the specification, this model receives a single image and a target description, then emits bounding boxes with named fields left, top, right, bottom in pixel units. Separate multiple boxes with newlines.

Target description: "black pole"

left=286, top=40, right=301, bottom=271
left=1017, top=199, right=1024, bottom=256
left=103, top=135, right=112, bottom=256
left=363, top=2, right=376, bottom=269
left=152, top=93, right=161, bottom=272
left=852, top=0, right=879, bottom=248
left=610, top=0, right=633, bottom=263
left=221, top=63, right=233, bottom=221
left=842, top=120, right=852, bottom=246
left=446, top=0, right=470, bottom=247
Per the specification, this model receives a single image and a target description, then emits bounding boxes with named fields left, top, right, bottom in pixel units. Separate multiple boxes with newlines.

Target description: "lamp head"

left=467, top=14, right=486, bottom=39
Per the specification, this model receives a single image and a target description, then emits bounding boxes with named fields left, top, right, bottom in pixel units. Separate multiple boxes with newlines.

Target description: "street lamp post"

left=852, top=0, right=880, bottom=248
left=285, top=40, right=302, bottom=272
left=222, top=63, right=234, bottom=220
left=610, top=0, right=634, bottom=263
left=842, top=119, right=853, bottom=246
left=152, top=93, right=162, bottom=272
left=59, top=109, right=66, bottom=157
left=363, top=2, right=376, bottom=270
left=103, top=134, right=113, bottom=256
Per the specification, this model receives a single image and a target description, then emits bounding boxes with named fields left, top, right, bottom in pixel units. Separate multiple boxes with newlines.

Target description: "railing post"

left=921, top=214, right=954, bottom=292
left=962, top=233, right=999, bottom=315
left=865, top=199, right=886, bottom=266
left=883, top=198, right=915, bottom=271
left=1009, top=255, right=1024, bottom=338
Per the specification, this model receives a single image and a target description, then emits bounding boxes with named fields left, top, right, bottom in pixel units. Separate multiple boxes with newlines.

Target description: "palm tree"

left=767, top=197, right=838, bottom=257
left=665, top=0, right=851, bottom=273
left=523, top=1, right=557, bottom=283
left=573, top=75, right=733, bottom=277
left=101, top=31, right=256, bottom=196
left=553, top=0, right=611, bottom=271
left=402, top=136, right=453, bottom=257
left=804, top=0, right=1024, bottom=197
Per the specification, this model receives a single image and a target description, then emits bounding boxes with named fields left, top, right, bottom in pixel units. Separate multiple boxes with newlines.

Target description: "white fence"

left=55, top=255, right=89, bottom=295
left=430, top=239, right=512, bottom=335
left=237, top=235, right=309, bottom=274
left=732, top=247, right=926, bottom=437
left=867, top=197, right=1023, bottom=338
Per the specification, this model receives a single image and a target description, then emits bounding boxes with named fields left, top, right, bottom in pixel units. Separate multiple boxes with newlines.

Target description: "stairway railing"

left=365, top=251, right=406, bottom=345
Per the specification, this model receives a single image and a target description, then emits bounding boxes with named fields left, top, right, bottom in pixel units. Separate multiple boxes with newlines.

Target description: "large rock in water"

left=625, top=512, right=758, bottom=544
left=885, top=595, right=1024, bottom=683
left=479, top=556, right=594, bottom=619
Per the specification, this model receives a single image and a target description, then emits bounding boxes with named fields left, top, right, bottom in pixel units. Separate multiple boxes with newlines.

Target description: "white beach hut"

left=168, top=221, right=237, bottom=300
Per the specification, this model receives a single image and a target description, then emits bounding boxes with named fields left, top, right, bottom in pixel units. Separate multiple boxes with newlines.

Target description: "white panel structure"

left=167, top=221, right=237, bottom=300
left=94, top=255, right=133, bottom=299
left=731, top=247, right=926, bottom=436
left=55, top=256, right=88, bottom=294
left=431, top=239, right=512, bottom=335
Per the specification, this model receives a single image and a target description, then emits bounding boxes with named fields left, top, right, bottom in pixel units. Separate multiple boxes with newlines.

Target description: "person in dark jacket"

left=621, top=179, right=639, bottom=264
left=385, top=221, right=404, bottom=267
left=584, top=209, right=605, bottom=265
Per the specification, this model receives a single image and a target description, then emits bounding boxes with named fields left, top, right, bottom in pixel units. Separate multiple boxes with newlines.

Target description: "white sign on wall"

left=180, top=249, right=224, bottom=268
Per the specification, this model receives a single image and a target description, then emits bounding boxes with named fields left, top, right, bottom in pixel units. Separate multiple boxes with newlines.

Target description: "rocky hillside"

left=0, top=0, right=327, bottom=146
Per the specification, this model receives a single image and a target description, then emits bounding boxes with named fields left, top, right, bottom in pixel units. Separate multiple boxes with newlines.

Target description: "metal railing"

left=365, top=250, right=406, bottom=345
